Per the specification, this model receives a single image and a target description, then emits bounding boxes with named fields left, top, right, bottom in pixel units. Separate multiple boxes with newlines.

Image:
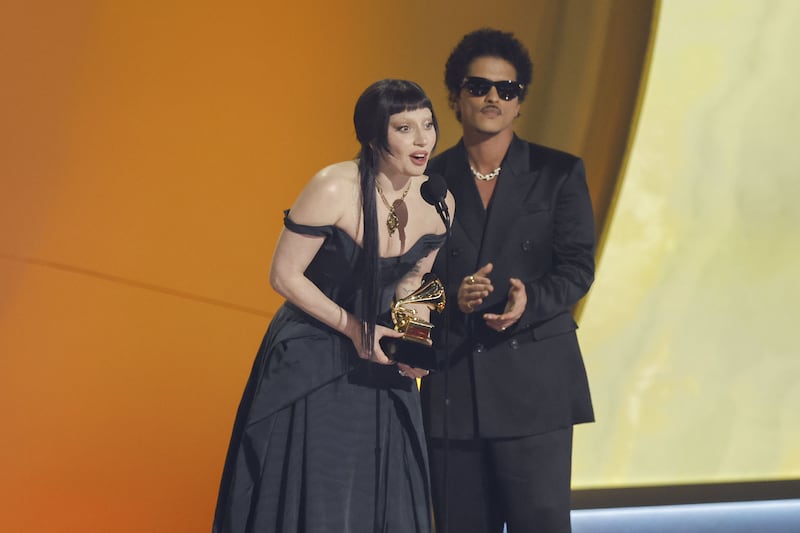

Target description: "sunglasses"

left=460, top=76, right=525, bottom=101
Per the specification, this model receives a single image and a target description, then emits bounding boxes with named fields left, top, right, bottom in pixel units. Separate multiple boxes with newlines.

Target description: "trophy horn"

left=392, top=276, right=446, bottom=314
left=390, top=275, right=446, bottom=339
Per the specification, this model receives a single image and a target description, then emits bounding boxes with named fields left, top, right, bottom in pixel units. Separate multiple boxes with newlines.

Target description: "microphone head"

left=420, top=174, right=448, bottom=206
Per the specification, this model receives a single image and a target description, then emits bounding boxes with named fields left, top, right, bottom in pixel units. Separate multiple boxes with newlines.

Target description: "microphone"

left=421, top=173, right=450, bottom=231
left=421, top=173, right=447, bottom=205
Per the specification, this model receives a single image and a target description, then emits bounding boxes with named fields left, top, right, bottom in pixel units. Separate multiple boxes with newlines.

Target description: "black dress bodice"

left=284, top=214, right=446, bottom=318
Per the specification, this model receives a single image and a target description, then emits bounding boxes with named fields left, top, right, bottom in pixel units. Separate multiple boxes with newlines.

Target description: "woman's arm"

left=269, top=164, right=401, bottom=363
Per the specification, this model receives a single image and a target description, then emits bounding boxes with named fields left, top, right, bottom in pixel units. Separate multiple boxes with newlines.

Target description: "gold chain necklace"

left=376, top=179, right=412, bottom=236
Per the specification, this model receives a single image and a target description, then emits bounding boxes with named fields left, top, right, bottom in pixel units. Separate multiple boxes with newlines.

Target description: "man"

left=421, top=28, right=595, bottom=533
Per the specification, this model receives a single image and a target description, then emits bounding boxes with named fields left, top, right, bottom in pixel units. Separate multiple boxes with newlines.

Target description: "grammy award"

left=379, top=273, right=445, bottom=370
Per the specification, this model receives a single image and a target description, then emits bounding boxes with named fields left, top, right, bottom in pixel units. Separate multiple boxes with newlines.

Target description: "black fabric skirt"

left=213, top=304, right=432, bottom=533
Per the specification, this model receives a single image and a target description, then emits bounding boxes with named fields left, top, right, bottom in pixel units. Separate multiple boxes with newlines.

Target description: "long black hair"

left=352, top=79, right=438, bottom=356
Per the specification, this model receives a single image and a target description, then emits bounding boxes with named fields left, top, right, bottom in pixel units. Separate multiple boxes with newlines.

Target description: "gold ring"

left=468, top=275, right=476, bottom=285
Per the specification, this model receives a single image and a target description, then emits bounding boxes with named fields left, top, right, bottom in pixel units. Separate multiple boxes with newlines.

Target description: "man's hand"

left=483, top=278, right=526, bottom=332
left=458, top=263, right=494, bottom=313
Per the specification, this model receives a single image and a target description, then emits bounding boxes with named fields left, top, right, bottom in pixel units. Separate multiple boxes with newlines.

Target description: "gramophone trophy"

left=379, top=273, right=445, bottom=370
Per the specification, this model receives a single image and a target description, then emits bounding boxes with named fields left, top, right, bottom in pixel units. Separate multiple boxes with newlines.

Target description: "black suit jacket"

left=421, top=136, right=595, bottom=439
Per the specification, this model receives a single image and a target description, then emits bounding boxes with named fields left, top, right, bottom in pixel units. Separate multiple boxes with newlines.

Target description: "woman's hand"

left=350, top=323, right=403, bottom=365
left=458, top=262, right=494, bottom=313
left=397, top=362, right=430, bottom=379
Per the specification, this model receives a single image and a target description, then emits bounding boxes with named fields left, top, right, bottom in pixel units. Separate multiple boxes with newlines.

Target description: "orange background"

left=0, top=1, right=651, bottom=531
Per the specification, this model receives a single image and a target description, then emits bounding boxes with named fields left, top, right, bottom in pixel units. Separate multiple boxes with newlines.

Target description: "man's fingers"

left=477, top=262, right=494, bottom=275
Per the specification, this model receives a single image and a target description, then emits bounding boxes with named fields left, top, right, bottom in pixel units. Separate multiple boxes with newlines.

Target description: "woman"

left=213, top=79, right=454, bottom=533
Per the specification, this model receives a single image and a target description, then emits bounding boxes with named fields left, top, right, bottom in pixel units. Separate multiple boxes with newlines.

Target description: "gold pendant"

left=386, top=209, right=399, bottom=235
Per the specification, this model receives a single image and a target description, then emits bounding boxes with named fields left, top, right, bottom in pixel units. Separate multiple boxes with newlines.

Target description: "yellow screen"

left=575, top=0, right=800, bottom=488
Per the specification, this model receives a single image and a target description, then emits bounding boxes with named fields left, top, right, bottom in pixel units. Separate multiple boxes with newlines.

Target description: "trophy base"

left=379, top=337, right=438, bottom=370
left=403, top=321, right=434, bottom=346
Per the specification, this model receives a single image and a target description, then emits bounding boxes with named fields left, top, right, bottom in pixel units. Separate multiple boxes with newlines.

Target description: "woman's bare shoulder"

left=310, top=160, right=359, bottom=192
left=288, top=161, right=360, bottom=226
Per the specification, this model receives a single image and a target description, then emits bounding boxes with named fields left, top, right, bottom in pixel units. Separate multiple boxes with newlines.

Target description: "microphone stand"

left=434, top=201, right=451, bottom=533
left=421, top=175, right=452, bottom=533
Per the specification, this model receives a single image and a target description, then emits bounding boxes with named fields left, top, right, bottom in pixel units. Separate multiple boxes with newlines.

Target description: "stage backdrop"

left=8, top=0, right=797, bottom=532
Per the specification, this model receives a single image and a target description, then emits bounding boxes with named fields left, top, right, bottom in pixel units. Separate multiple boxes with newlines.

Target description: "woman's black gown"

left=213, top=215, right=445, bottom=533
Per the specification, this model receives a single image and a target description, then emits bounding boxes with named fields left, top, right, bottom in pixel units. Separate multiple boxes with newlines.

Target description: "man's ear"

left=448, top=91, right=459, bottom=110
left=448, top=92, right=462, bottom=122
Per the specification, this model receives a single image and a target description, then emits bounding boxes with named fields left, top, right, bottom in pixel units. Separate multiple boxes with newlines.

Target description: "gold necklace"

left=376, top=179, right=412, bottom=236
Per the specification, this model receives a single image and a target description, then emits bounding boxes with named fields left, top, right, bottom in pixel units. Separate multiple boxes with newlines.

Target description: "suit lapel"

left=441, top=142, right=485, bottom=253
left=478, top=137, right=540, bottom=265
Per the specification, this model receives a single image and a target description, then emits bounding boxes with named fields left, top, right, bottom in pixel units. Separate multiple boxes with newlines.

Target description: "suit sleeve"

left=517, top=158, right=595, bottom=328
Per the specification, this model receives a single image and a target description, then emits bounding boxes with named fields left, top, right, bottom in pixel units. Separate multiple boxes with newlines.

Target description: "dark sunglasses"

left=460, top=76, right=525, bottom=101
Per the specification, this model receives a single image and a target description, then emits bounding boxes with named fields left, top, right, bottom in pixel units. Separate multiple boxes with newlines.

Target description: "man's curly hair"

left=444, top=28, right=534, bottom=104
